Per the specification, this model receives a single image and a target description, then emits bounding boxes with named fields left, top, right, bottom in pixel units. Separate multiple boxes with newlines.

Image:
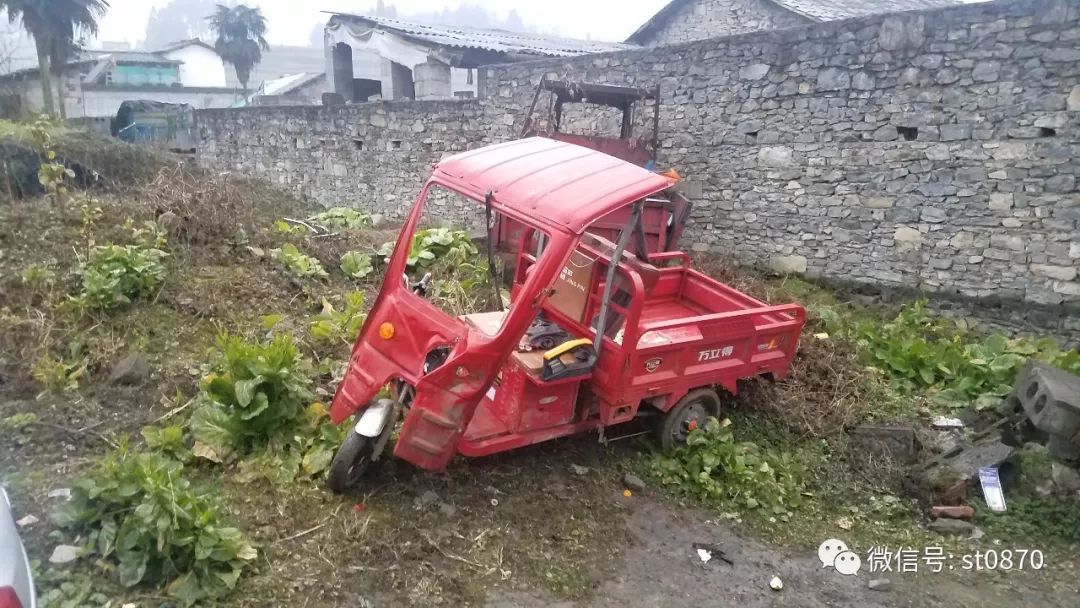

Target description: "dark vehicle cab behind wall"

left=330, top=137, right=674, bottom=471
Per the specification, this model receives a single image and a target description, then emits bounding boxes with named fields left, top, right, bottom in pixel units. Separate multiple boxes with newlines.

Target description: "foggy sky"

left=97, top=0, right=672, bottom=46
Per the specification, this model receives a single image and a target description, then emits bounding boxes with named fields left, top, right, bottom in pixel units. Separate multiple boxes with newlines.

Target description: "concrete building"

left=626, top=0, right=972, bottom=45
left=323, top=14, right=633, bottom=102
left=0, top=40, right=241, bottom=118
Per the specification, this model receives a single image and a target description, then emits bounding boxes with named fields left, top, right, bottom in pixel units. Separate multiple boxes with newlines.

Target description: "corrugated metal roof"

left=772, top=0, right=970, bottom=22
left=330, top=13, right=635, bottom=57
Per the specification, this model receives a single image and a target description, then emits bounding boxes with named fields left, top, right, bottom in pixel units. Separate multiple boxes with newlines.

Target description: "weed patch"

left=649, top=417, right=806, bottom=516
left=379, top=227, right=477, bottom=269
left=189, top=333, right=315, bottom=460
left=858, top=301, right=1080, bottom=409
left=52, top=446, right=257, bottom=606
left=76, top=244, right=168, bottom=310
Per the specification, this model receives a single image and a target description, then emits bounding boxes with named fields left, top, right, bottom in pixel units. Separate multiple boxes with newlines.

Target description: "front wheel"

left=655, top=388, right=720, bottom=451
left=326, top=430, right=378, bottom=494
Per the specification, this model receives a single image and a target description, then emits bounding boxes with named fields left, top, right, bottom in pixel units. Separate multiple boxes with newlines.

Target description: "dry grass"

left=693, top=253, right=876, bottom=438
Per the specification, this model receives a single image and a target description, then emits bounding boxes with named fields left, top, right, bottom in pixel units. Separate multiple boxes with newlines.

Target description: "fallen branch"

left=31, top=421, right=116, bottom=447
left=421, top=533, right=487, bottom=571
left=273, top=522, right=328, bottom=544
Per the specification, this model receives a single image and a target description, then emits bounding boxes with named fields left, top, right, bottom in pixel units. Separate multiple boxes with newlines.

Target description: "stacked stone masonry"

left=632, top=0, right=811, bottom=46
left=197, top=0, right=1080, bottom=320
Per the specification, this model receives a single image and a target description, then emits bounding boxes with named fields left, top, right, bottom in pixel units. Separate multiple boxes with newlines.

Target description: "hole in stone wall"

left=391, top=140, right=402, bottom=150
left=353, top=139, right=364, bottom=151
left=746, top=131, right=758, bottom=141
left=1039, top=127, right=1056, bottom=138
left=896, top=126, right=918, bottom=141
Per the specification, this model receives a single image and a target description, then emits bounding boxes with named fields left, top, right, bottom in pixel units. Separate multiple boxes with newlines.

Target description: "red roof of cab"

left=433, top=137, right=672, bottom=234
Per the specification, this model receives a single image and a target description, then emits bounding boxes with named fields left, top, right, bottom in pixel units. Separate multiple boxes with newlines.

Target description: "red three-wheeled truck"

left=325, top=83, right=805, bottom=492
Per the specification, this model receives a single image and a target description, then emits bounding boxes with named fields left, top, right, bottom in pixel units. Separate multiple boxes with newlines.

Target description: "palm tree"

left=1, top=0, right=109, bottom=116
left=208, top=4, right=269, bottom=94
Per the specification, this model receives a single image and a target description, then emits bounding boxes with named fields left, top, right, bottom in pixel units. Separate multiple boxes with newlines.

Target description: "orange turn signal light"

left=378, top=322, right=395, bottom=340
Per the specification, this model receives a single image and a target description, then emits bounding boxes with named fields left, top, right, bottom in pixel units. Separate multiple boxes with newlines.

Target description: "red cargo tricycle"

left=326, top=136, right=805, bottom=492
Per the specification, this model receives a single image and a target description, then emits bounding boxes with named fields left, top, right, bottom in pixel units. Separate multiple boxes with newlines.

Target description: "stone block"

left=1045, top=175, right=1076, bottom=193
left=972, top=61, right=1001, bottom=82
left=768, top=255, right=808, bottom=274
left=817, top=67, right=850, bottom=91
left=864, top=196, right=895, bottom=208
left=758, top=146, right=794, bottom=167
left=989, top=193, right=1014, bottom=209
left=740, top=63, right=770, bottom=80
left=894, top=225, right=922, bottom=250
left=1032, top=264, right=1078, bottom=281
left=1069, top=86, right=1080, bottom=111
left=950, top=231, right=973, bottom=248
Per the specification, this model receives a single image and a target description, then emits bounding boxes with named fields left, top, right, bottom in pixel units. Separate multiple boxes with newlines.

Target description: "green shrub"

left=52, top=447, right=257, bottom=606
left=339, top=250, right=375, bottom=279
left=858, top=301, right=1080, bottom=408
left=31, top=353, right=85, bottom=398
left=237, top=402, right=349, bottom=485
left=270, top=243, right=327, bottom=278
left=141, top=424, right=190, bottom=462
left=309, top=292, right=367, bottom=345
left=650, top=417, right=806, bottom=516
left=309, top=207, right=370, bottom=229
left=189, top=333, right=314, bottom=461
left=378, top=227, right=477, bottom=269
left=77, top=244, right=168, bottom=310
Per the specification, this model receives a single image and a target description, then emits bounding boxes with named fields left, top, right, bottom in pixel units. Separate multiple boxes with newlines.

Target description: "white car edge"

left=0, top=486, right=36, bottom=608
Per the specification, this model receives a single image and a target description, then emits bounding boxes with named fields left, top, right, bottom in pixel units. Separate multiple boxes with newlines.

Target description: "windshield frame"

left=383, top=176, right=567, bottom=343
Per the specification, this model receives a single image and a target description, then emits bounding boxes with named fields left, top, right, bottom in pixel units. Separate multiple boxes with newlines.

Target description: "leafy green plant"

left=189, top=333, right=314, bottom=461
left=236, top=402, right=349, bottom=485
left=1, top=412, right=37, bottom=430
left=52, top=446, right=257, bottom=606
left=36, top=568, right=112, bottom=608
left=77, top=244, right=168, bottom=310
left=31, top=353, right=85, bottom=398
left=429, top=258, right=502, bottom=316
left=309, top=207, right=371, bottom=229
left=271, top=243, right=327, bottom=278
left=141, top=424, right=191, bottom=462
left=858, top=301, right=1080, bottom=409
left=29, top=115, right=75, bottom=206
left=650, top=417, right=806, bottom=516
left=309, top=292, right=367, bottom=345
left=272, top=219, right=307, bottom=236
left=339, top=250, right=375, bottom=279
left=21, top=263, right=55, bottom=290
left=378, top=227, right=477, bottom=269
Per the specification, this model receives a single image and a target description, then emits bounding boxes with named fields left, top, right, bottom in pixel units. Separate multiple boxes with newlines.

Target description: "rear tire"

left=326, top=430, right=377, bottom=494
left=655, top=388, right=721, bottom=451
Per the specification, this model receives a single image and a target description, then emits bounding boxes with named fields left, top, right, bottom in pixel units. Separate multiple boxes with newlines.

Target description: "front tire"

left=327, top=430, right=378, bottom=494
left=655, top=388, right=720, bottom=451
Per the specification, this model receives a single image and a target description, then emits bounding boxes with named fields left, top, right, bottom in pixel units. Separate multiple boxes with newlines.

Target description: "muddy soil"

left=488, top=497, right=1078, bottom=608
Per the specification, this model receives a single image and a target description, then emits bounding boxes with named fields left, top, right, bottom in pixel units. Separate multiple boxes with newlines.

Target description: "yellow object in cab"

left=543, top=338, right=593, bottom=360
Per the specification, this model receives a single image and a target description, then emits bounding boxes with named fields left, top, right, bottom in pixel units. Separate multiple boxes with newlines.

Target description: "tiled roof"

left=772, top=0, right=970, bottom=22
left=329, top=13, right=634, bottom=57
left=627, top=0, right=972, bottom=43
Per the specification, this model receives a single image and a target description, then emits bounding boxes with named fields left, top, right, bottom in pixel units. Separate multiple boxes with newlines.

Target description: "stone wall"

left=196, top=99, right=512, bottom=221
left=196, top=0, right=1080, bottom=323
left=631, top=0, right=811, bottom=46
left=480, top=0, right=1080, bottom=312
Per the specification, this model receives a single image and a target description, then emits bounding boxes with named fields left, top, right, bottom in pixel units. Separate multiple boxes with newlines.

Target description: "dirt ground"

left=487, top=495, right=1079, bottom=608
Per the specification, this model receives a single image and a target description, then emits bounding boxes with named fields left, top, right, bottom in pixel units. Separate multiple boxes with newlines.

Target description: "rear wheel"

left=655, top=388, right=720, bottom=451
